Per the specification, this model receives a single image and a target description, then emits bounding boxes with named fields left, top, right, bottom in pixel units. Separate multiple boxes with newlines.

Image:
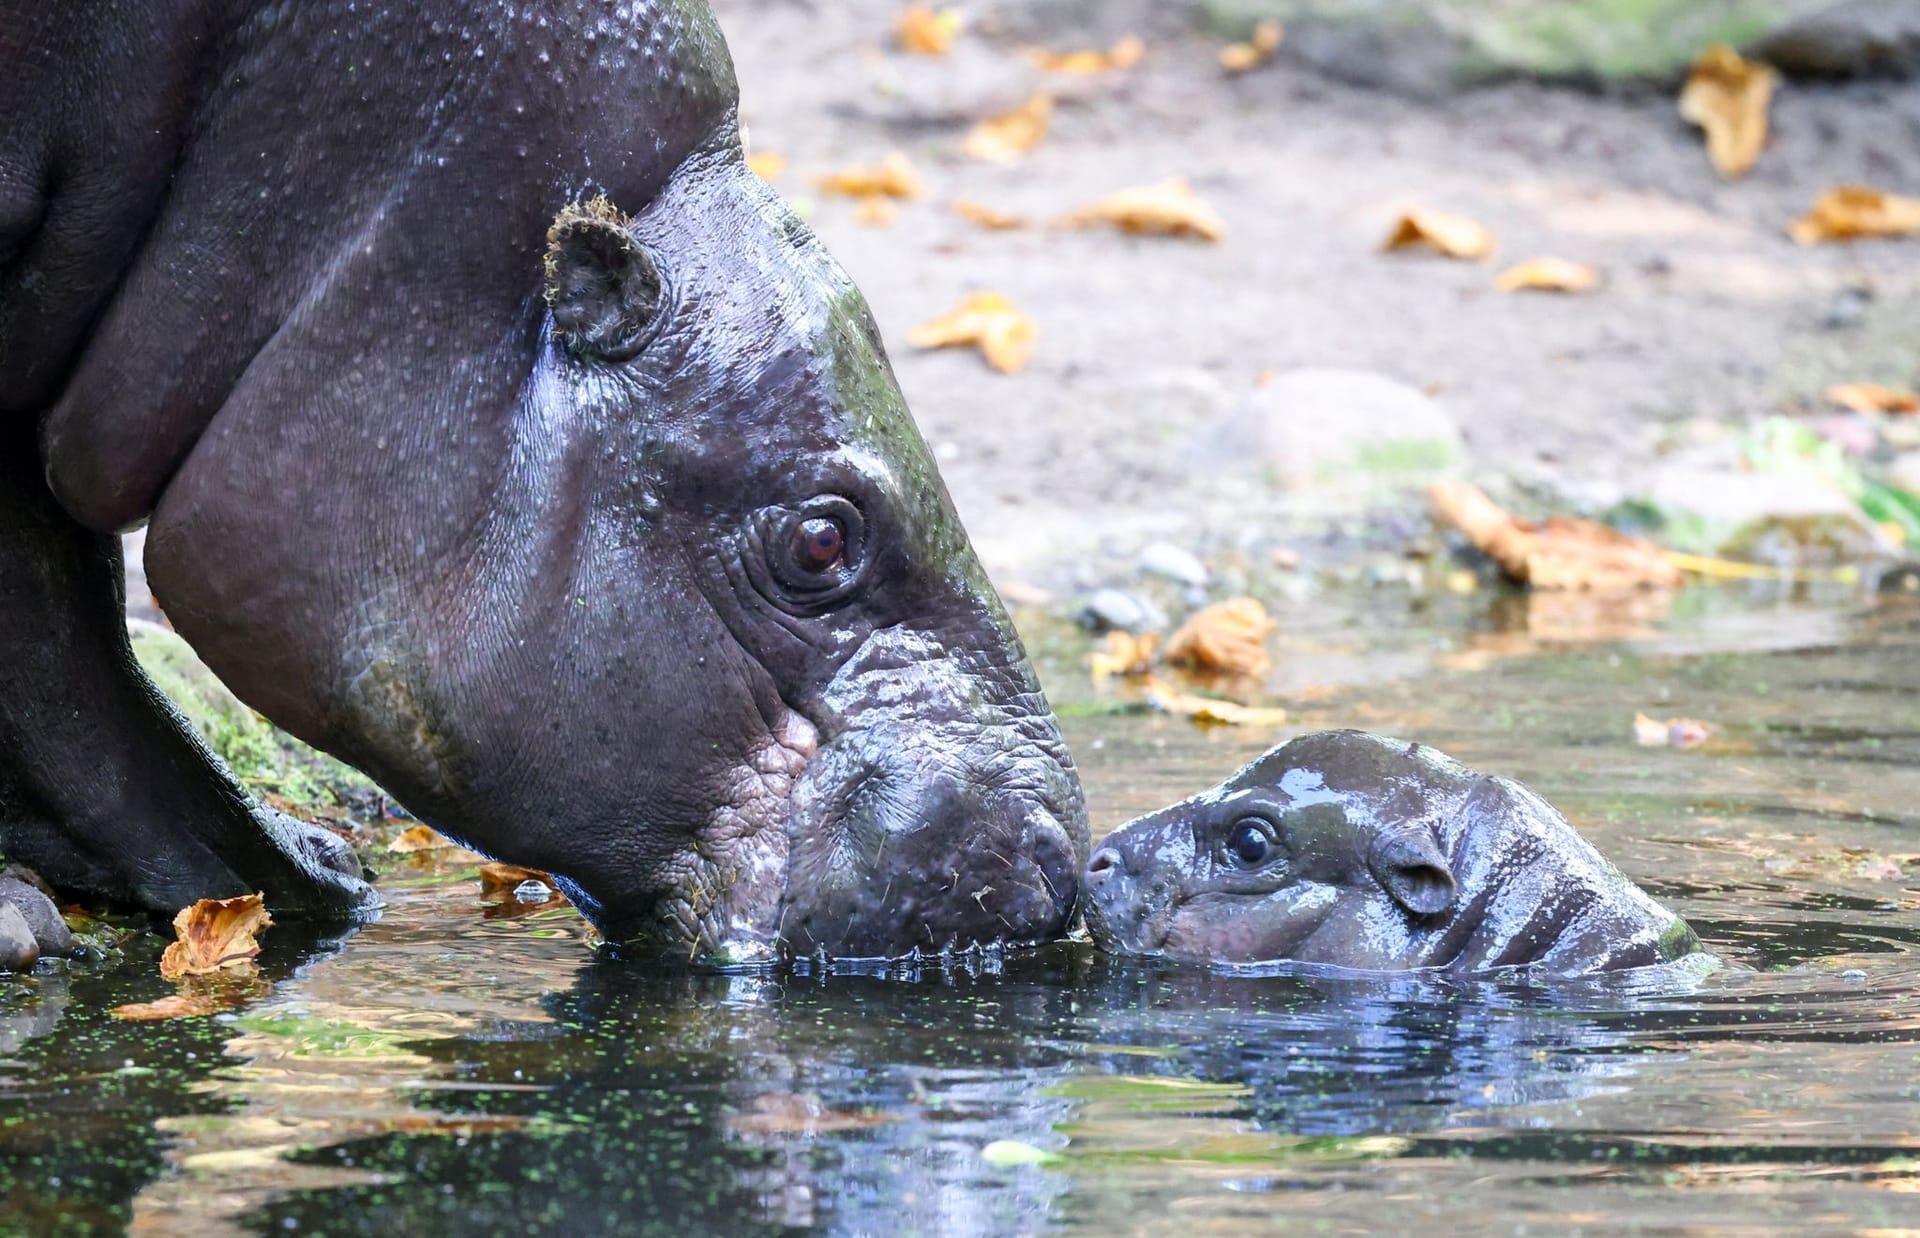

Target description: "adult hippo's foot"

left=0, top=436, right=375, bottom=922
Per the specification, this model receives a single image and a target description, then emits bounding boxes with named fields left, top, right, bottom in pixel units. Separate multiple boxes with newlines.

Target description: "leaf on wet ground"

left=1064, top=178, right=1225, bottom=242
left=981, top=1139, right=1063, bottom=1167
left=1163, top=598, right=1276, bottom=676
left=1429, top=481, right=1683, bottom=592
left=1087, top=630, right=1159, bottom=678
left=963, top=94, right=1052, bottom=163
left=478, top=863, right=558, bottom=898
left=1142, top=677, right=1287, bottom=727
left=907, top=290, right=1036, bottom=374
left=387, top=825, right=455, bottom=853
left=1790, top=186, right=1920, bottom=245
left=1026, top=35, right=1144, bottom=75
left=1219, top=20, right=1283, bottom=74
left=1495, top=258, right=1600, bottom=294
left=1633, top=712, right=1712, bottom=750
left=895, top=5, right=961, bottom=56
left=951, top=199, right=1027, bottom=230
left=745, top=151, right=786, bottom=182
left=1382, top=210, right=1494, bottom=260
left=157, top=893, right=272, bottom=981
left=111, top=974, right=270, bottom=1022
left=1827, top=383, right=1920, bottom=415
left=728, top=1092, right=900, bottom=1138
left=1677, top=44, right=1775, bottom=179
left=818, top=153, right=923, bottom=201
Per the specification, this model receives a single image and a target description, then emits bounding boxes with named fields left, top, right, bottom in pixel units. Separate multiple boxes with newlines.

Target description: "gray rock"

left=1751, top=0, right=1920, bottom=78
left=0, top=878, right=72, bottom=958
left=1822, top=285, right=1874, bottom=330
left=1196, top=368, right=1462, bottom=492
left=1138, top=542, right=1211, bottom=587
left=1076, top=588, right=1170, bottom=634
left=0, top=904, right=39, bottom=973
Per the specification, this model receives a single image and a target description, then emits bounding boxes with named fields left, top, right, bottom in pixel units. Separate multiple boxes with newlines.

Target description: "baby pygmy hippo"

left=1083, top=731, right=1700, bottom=975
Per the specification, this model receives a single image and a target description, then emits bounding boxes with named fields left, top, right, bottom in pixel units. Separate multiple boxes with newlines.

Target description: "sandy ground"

left=711, top=0, right=1920, bottom=583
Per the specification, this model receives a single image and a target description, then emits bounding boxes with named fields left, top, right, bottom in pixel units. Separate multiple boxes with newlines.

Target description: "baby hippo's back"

left=1083, top=730, right=1700, bottom=975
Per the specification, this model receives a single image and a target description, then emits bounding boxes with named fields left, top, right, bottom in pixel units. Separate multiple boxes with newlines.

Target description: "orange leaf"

left=1219, top=20, right=1283, bottom=73
left=962, top=94, right=1052, bottom=163
left=854, top=196, right=900, bottom=227
left=745, top=151, right=786, bottom=182
left=896, top=5, right=961, bottom=56
left=1064, top=177, right=1225, bottom=242
left=1826, top=383, right=1920, bottom=414
left=1677, top=44, right=1775, bottom=179
left=111, top=975, right=266, bottom=1022
left=907, top=291, right=1036, bottom=374
left=1790, top=185, right=1920, bottom=245
left=1382, top=210, right=1494, bottom=260
left=1087, top=630, right=1159, bottom=678
left=1026, top=35, right=1144, bottom=74
left=951, top=199, right=1027, bottom=230
left=1633, top=712, right=1712, bottom=750
left=1429, top=481, right=1682, bottom=592
left=818, top=153, right=923, bottom=200
left=1142, top=677, right=1287, bottom=728
left=1495, top=258, right=1600, bottom=294
left=479, top=862, right=560, bottom=898
left=387, top=824, right=455, bottom=853
left=1163, top=598, right=1276, bottom=676
left=157, top=893, right=272, bottom=981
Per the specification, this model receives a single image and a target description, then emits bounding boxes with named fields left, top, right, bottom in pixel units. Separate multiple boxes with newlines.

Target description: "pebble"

left=1822, top=285, right=1873, bottom=330
left=0, top=904, right=39, bottom=973
left=0, top=878, right=71, bottom=958
left=1138, top=542, right=1209, bottom=588
left=1076, top=588, right=1168, bottom=634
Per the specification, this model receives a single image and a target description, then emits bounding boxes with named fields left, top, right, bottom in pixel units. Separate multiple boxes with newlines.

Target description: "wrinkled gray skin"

left=0, top=0, right=1086, bottom=961
left=1084, top=731, right=1699, bottom=975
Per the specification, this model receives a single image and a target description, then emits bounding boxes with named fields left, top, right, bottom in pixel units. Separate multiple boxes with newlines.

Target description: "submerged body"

left=0, top=0, right=1085, bottom=960
left=1084, top=731, right=1699, bottom=974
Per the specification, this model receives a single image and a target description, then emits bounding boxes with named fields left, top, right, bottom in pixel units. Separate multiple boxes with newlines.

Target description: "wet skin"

left=1084, top=731, right=1699, bottom=974
left=0, top=1, right=1086, bottom=960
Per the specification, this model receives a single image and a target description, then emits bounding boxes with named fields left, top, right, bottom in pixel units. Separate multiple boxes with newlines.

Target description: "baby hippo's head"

left=1083, top=731, right=1698, bottom=974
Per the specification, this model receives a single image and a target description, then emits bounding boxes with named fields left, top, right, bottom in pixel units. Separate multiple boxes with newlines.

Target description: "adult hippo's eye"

left=1225, top=818, right=1275, bottom=868
left=755, top=495, right=869, bottom=614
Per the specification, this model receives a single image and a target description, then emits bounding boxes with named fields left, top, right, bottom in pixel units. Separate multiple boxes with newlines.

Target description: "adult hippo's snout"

left=777, top=634, right=1086, bottom=958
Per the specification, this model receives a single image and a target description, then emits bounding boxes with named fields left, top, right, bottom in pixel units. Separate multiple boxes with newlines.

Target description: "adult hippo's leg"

left=0, top=426, right=372, bottom=917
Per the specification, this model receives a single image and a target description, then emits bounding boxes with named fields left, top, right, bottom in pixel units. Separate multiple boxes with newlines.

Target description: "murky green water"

left=8, top=587, right=1920, bottom=1235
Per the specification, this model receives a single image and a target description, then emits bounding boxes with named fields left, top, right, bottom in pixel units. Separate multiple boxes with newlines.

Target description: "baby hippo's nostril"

left=1085, top=847, right=1125, bottom=886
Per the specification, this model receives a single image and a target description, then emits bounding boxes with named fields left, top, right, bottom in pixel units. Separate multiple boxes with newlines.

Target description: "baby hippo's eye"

left=1226, top=819, right=1273, bottom=868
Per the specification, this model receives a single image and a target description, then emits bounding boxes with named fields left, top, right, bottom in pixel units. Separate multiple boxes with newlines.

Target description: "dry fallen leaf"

left=1495, top=258, right=1601, bottom=294
left=1430, top=481, right=1683, bottom=592
left=907, top=291, right=1036, bottom=374
left=1088, top=630, right=1160, bottom=678
left=1382, top=210, right=1495, bottom=260
left=1027, top=35, right=1145, bottom=74
left=1790, top=185, right=1920, bottom=245
left=158, top=893, right=272, bottom=981
left=951, top=198, right=1027, bottom=230
left=1633, top=712, right=1712, bottom=750
left=896, top=5, right=961, bottom=56
left=745, top=151, right=786, bottom=182
left=1219, top=20, right=1283, bottom=73
left=479, top=862, right=559, bottom=898
left=854, top=196, right=900, bottom=227
left=388, top=824, right=455, bottom=853
left=963, top=94, right=1052, bottom=163
left=1677, top=43, right=1776, bottom=179
left=818, top=153, right=923, bottom=200
left=1163, top=598, right=1276, bottom=676
left=1143, top=677, right=1288, bottom=728
left=1064, top=178, right=1225, bottom=242
left=111, top=975, right=268, bottom=1022
left=1827, top=382, right=1920, bottom=414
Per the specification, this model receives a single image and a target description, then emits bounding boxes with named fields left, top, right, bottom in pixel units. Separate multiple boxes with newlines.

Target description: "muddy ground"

left=711, top=1, right=1920, bottom=589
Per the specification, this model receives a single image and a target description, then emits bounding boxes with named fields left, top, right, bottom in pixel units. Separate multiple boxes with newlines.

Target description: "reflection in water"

left=4, top=591, right=1920, bottom=1232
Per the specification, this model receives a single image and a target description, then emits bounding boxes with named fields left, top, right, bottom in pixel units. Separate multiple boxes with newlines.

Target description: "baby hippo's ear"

left=544, top=195, right=664, bottom=360
left=1369, top=830, right=1457, bottom=917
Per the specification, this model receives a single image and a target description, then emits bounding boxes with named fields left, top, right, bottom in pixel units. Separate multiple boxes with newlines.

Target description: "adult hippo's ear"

left=543, top=195, right=664, bottom=361
left=1369, top=829, right=1457, bottom=917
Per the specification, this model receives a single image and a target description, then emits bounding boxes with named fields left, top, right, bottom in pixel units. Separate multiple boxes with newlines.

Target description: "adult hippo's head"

left=34, top=1, right=1085, bottom=960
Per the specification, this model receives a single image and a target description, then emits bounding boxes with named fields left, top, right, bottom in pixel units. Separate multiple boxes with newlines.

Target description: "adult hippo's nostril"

left=1085, top=847, right=1125, bottom=887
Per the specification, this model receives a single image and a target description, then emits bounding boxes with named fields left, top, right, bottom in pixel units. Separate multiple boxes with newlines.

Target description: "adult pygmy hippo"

left=1084, top=731, right=1700, bottom=974
left=0, top=1, right=1087, bottom=961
